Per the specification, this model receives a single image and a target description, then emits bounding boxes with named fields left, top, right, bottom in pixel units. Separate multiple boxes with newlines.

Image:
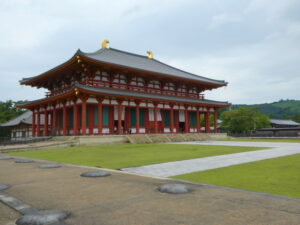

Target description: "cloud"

left=0, top=0, right=299, bottom=105
left=209, top=13, right=242, bottom=29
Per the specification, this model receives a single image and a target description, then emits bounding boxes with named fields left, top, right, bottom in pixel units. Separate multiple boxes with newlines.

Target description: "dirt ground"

left=0, top=155, right=300, bottom=225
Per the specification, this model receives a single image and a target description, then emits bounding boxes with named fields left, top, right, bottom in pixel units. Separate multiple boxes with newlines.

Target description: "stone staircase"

left=125, top=133, right=227, bottom=144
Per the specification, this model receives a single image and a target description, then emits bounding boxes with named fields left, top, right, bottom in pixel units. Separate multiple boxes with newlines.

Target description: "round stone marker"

left=15, top=159, right=35, bottom=163
left=0, top=156, right=13, bottom=160
left=15, top=210, right=70, bottom=225
left=38, top=164, right=61, bottom=169
left=158, top=183, right=192, bottom=194
left=80, top=171, right=110, bottom=178
left=0, top=184, right=10, bottom=191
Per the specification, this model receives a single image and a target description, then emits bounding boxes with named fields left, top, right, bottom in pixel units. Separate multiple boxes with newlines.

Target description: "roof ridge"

left=82, top=47, right=226, bottom=84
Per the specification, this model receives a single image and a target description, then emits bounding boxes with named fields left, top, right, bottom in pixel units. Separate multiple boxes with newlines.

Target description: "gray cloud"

left=0, top=0, right=299, bottom=104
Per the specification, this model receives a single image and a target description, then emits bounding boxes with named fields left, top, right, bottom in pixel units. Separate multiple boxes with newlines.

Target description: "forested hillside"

left=230, top=100, right=300, bottom=122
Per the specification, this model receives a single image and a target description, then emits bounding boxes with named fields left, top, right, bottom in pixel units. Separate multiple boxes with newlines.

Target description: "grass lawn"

left=223, top=138, right=300, bottom=143
left=10, top=144, right=265, bottom=169
left=173, top=154, right=300, bottom=198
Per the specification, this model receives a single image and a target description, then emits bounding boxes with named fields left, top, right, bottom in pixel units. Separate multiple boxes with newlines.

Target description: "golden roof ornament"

left=101, top=40, right=110, bottom=49
left=147, top=50, right=153, bottom=59
left=75, top=88, right=79, bottom=96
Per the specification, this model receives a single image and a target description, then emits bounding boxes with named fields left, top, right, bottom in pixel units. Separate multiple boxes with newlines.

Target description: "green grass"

left=173, top=154, right=300, bottom=198
left=223, top=138, right=300, bottom=143
left=10, top=144, right=265, bottom=169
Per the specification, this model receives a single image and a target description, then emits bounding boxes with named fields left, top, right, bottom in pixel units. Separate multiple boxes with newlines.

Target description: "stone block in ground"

left=15, top=159, right=35, bottom=163
left=158, top=183, right=192, bottom=194
left=38, top=164, right=61, bottom=169
left=15, top=210, right=70, bottom=225
left=80, top=171, right=111, bottom=177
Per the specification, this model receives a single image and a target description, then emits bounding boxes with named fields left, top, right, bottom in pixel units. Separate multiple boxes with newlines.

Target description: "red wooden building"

left=18, top=40, right=230, bottom=136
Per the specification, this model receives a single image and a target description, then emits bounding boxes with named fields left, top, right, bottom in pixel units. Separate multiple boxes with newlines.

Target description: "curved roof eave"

left=20, top=48, right=228, bottom=88
left=17, top=84, right=231, bottom=108
left=19, top=50, right=81, bottom=85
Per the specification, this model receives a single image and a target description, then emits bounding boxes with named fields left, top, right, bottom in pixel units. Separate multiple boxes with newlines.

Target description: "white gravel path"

left=121, top=141, right=300, bottom=177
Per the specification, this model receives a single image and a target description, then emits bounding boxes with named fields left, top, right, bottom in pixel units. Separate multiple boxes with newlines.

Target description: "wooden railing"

left=47, top=80, right=205, bottom=100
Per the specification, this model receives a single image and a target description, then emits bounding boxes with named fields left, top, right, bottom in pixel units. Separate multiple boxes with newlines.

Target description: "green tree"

left=0, top=100, right=26, bottom=123
left=0, top=100, right=27, bottom=137
left=291, top=114, right=300, bottom=123
left=221, top=107, right=270, bottom=133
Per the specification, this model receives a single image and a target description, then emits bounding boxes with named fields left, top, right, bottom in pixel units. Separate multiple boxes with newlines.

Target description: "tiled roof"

left=79, top=48, right=227, bottom=85
left=20, top=48, right=227, bottom=87
left=270, top=119, right=300, bottom=126
left=0, top=111, right=32, bottom=127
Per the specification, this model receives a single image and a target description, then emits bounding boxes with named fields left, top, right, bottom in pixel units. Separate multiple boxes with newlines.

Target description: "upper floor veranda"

left=46, top=70, right=205, bottom=100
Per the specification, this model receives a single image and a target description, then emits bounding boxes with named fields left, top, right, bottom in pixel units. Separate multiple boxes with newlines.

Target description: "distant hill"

left=229, top=99, right=300, bottom=122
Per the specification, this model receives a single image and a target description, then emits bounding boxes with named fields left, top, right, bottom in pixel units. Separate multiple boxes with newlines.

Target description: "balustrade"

left=47, top=79, right=205, bottom=100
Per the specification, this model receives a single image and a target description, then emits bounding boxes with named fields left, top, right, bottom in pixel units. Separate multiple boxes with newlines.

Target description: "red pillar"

left=63, top=104, right=67, bottom=136
left=81, top=100, right=87, bottom=135
left=118, top=101, right=123, bottom=134
left=135, top=101, right=140, bottom=134
left=32, top=110, right=36, bottom=137
left=36, top=110, right=40, bottom=137
left=52, top=104, right=57, bottom=136
left=214, top=109, right=218, bottom=133
left=73, top=101, right=78, bottom=136
left=196, top=108, right=200, bottom=133
left=154, top=103, right=158, bottom=133
left=49, top=111, right=53, bottom=135
left=44, top=107, right=48, bottom=136
left=205, top=109, right=210, bottom=133
left=170, top=105, right=174, bottom=133
left=97, top=98, right=103, bottom=135
left=184, top=106, right=189, bottom=133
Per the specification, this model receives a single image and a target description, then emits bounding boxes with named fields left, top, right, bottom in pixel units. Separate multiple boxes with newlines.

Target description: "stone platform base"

left=77, top=133, right=228, bottom=145
left=0, top=133, right=228, bottom=152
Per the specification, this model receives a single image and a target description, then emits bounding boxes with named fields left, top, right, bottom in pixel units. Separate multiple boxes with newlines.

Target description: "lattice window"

left=163, top=82, right=175, bottom=90
left=148, top=80, right=160, bottom=89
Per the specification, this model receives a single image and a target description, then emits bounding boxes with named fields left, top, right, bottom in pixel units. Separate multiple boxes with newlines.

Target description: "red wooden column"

left=49, top=110, right=53, bottom=135
left=62, top=102, right=67, bottom=136
left=205, top=108, right=210, bottom=133
left=81, top=96, right=88, bottom=135
left=154, top=103, right=158, bottom=133
left=52, top=103, right=57, bottom=136
left=117, top=99, right=123, bottom=134
left=32, top=109, right=36, bottom=137
left=44, top=106, right=48, bottom=136
left=36, top=109, right=40, bottom=137
left=96, top=97, right=103, bottom=135
left=184, top=105, right=189, bottom=133
left=196, top=107, right=200, bottom=133
left=135, top=101, right=140, bottom=134
left=73, top=99, right=78, bottom=136
left=170, top=104, right=174, bottom=133
left=214, top=109, right=218, bottom=133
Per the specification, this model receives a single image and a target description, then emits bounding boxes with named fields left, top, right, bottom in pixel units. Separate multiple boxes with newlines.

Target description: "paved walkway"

left=122, top=141, right=300, bottom=177
left=1, top=155, right=300, bottom=225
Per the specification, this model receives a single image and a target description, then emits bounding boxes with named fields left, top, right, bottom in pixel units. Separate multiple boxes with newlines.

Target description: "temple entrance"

left=179, top=122, right=185, bottom=132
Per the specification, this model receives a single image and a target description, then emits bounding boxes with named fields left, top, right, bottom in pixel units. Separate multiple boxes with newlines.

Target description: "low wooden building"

left=270, top=119, right=300, bottom=128
left=0, top=111, right=44, bottom=139
left=18, top=41, right=230, bottom=136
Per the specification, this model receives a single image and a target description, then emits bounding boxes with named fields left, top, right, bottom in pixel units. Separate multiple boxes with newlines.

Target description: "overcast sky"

left=0, top=0, right=299, bottom=104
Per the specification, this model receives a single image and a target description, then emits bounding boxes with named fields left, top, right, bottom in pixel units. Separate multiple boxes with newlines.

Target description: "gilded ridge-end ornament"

left=75, top=88, right=79, bottom=96
left=101, top=40, right=110, bottom=49
left=147, top=50, right=153, bottom=59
